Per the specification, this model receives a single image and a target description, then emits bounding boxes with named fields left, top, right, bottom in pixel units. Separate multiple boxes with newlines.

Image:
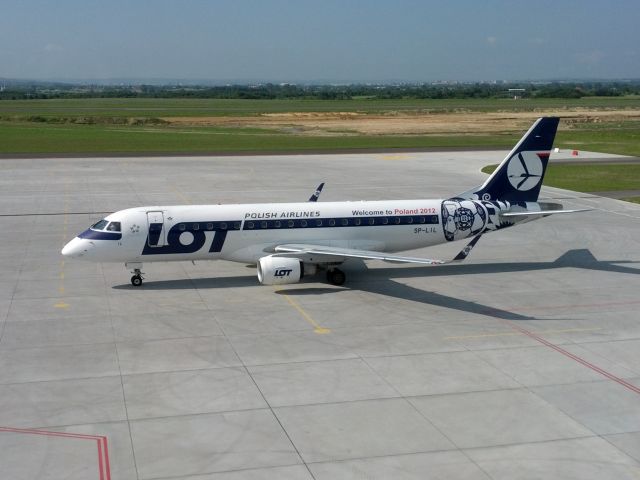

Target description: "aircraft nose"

left=61, top=237, right=92, bottom=259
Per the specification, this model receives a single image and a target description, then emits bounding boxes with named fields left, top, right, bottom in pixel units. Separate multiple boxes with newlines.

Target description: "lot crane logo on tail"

left=507, top=151, right=544, bottom=191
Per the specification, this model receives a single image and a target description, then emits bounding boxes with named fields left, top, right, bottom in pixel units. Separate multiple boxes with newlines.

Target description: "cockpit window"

left=91, top=219, right=109, bottom=230
left=106, top=222, right=121, bottom=232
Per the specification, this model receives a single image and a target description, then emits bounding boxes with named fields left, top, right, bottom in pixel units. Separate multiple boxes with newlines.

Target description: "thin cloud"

left=575, top=50, right=604, bottom=65
left=44, top=43, right=63, bottom=53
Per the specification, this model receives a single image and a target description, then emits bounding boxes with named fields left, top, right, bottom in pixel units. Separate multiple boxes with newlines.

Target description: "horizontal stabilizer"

left=500, top=208, right=591, bottom=217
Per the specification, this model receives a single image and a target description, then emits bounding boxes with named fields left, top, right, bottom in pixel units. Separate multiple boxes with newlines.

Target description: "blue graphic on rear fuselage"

left=441, top=200, right=488, bottom=242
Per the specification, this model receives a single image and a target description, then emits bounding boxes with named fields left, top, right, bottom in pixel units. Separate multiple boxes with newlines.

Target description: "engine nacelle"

left=257, top=255, right=303, bottom=285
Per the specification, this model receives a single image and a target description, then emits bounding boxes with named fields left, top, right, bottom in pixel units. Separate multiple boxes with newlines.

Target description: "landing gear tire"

left=326, top=268, right=346, bottom=286
left=131, top=275, right=143, bottom=287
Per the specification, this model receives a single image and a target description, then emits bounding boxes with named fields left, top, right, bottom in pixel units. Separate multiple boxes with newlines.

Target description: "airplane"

left=62, top=117, right=588, bottom=287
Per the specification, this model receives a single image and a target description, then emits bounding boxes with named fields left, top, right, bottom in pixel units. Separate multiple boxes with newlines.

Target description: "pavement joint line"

left=444, top=327, right=603, bottom=340
left=507, top=299, right=640, bottom=312
left=102, top=261, right=142, bottom=480
left=188, top=278, right=318, bottom=480
left=54, top=180, right=70, bottom=309
left=279, top=292, right=331, bottom=334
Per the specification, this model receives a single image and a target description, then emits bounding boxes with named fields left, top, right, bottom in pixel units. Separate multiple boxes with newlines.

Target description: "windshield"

left=91, top=219, right=109, bottom=230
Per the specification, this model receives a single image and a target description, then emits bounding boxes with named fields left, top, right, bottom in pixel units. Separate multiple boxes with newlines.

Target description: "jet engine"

left=257, top=255, right=303, bottom=285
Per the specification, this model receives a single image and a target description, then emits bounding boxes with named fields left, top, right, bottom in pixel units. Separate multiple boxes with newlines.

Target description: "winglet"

left=309, top=183, right=325, bottom=202
left=452, top=234, right=482, bottom=262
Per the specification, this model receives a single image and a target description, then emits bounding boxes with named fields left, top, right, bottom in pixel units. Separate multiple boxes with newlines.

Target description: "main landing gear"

left=126, top=263, right=144, bottom=287
left=326, top=268, right=346, bottom=286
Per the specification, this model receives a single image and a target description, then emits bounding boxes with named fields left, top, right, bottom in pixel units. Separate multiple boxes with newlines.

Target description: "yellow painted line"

left=53, top=302, right=69, bottom=309
left=378, top=154, right=409, bottom=161
left=172, top=187, right=192, bottom=205
left=281, top=293, right=331, bottom=334
left=445, top=327, right=602, bottom=340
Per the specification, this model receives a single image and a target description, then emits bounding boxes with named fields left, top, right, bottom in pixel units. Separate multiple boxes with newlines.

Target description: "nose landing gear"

left=126, top=263, right=145, bottom=287
left=131, top=271, right=143, bottom=287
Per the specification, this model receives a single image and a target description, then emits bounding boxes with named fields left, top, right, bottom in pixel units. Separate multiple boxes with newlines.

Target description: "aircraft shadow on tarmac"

left=113, top=249, right=639, bottom=321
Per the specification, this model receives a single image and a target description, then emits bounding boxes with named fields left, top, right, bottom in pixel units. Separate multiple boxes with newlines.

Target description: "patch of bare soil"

left=163, top=109, right=640, bottom=136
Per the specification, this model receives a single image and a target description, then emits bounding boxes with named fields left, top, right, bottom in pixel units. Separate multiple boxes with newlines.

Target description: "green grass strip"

left=481, top=163, right=640, bottom=192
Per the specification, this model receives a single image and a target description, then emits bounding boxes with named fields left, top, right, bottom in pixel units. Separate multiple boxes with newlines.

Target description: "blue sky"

left=1, top=0, right=638, bottom=82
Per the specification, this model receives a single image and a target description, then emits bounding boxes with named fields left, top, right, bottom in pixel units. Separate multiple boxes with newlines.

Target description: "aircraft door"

left=146, top=211, right=166, bottom=247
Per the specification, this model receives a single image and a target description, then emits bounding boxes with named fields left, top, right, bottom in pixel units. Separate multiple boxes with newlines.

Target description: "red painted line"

left=97, top=440, right=105, bottom=480
left=0, top=426, right=102, bottom=440
left=0, top=426, right=112, bottom=480
left=508, top=323, right=640, bottom=395
left=100, top=436, right=111, bottom=480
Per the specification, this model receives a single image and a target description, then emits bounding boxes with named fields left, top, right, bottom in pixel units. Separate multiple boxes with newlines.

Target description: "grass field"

left=481, top=163, right=640, bottom=193
left=0, top=97, right=639, bottom=156
left=3, top=97, right=640, bottom=117
left=0, top=121, right=518, bottom=154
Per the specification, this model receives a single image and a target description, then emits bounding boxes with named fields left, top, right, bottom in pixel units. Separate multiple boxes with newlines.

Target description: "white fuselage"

left=61, top=197, right=528, bottom=265
left=62, top=199, right=476, bottom=264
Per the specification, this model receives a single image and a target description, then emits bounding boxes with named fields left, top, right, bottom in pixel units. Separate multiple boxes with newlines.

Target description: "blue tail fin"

left=463, top=117, right=559, bottom=203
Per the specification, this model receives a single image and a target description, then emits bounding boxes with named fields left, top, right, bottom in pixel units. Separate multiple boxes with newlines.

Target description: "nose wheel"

left=129, top=267, right=144, bottom=287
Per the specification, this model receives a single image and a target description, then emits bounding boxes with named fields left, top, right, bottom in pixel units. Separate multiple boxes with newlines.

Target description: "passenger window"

left=300, top=220, right=307, bottom=227
left=341, top=219, right=349, bottom=226
left=316, top=219, right=323, bottom=226
left=382, top=218, right=389, bottom=225
left=220, top=222, right=227, bottom=230
left=207, top=223, right=214, bottom=230
left=261, top=221, right=268, bottom=229
left=288, top=220, right=295, bottom=228
left=354, top=219, right=361, bottom=226
left=369, top=218, right=375, bottom=225
left=247, top=222, right=254, bottom=229
left=233, top=222, right=241, bottom=230
left=329, top=219, right=336, bottom=226
left=275, top=221, right=281, bottom=228
left=407, top=217, right=414, bottom=224
left=419, top=217, right=425, bottom=224
left=394, top=217, right=401, bottom=224
left=179, top=224, right=186, bottom=231
left=193, top=223, right=200, bottom=230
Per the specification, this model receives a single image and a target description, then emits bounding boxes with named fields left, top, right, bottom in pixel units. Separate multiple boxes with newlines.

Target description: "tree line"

left=1, top=81, right=639, bottom=101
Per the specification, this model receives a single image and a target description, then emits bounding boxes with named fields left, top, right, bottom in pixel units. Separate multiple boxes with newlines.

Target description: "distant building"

left=508, top=88, right=526, bottom=99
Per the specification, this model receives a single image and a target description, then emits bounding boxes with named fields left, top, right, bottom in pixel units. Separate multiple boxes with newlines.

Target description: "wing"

left=273, top=244, right=444, bottom=265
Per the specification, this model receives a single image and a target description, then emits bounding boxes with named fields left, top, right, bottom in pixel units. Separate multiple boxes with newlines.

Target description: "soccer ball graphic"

left=441, top=200, right=487, bottom=241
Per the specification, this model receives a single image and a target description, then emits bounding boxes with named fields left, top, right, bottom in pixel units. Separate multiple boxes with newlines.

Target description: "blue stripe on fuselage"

left=78, top=229, right=122, bottom=241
